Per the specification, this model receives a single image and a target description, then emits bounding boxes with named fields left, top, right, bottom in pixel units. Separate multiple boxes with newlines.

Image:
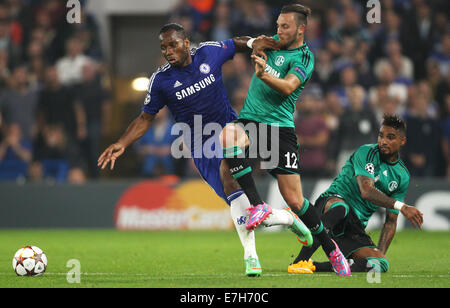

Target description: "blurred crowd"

left=0, top=0, right=109, bottom=183
left=164, top=0, right=450, bottom=180
left=0, top=0, right=449, bottom=183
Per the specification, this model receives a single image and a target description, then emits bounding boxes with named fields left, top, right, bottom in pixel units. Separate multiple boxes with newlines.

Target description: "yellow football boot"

left=287, top=259, right=316, bottom=274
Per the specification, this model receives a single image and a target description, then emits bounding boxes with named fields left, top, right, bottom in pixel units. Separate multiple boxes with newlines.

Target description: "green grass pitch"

left=0, top=229, right=448, bottom=288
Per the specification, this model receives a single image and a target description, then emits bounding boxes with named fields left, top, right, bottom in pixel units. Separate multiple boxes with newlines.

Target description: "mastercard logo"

left=114, top=179, right=233, bottom=230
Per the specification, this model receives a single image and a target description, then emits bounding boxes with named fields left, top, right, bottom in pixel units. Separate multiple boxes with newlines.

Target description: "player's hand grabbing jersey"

left=239, top=35, right=314, bottom=128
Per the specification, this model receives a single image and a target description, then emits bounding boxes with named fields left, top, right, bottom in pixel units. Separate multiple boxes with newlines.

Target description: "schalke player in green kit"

left=219, top=3, right=351, bottom=276
left=289, top=115, right=424, bottom=274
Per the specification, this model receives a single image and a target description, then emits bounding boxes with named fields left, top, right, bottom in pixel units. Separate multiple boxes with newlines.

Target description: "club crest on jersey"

left=199, top=63, right=210, bottom=74
left=365, top=163, right=375, bottom=174
left=388, top=181, right=398, bottom=192
left=275, top=55, right=285, bottom=66
left=144, top=94, right=150, bottom=105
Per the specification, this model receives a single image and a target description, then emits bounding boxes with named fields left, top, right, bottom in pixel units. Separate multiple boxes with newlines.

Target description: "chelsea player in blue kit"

left=98, top=23, right=307, bottom=276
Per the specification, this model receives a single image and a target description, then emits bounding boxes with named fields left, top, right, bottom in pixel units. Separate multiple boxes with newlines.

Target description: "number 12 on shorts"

left=284, top=152, right=298, bottom=169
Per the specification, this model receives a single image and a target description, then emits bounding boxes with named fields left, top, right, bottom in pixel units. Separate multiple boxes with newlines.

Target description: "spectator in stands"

left=352, top=42, right=376, bottom=90
left=408, top=2, right=436, bottom=79
left=441, top=94, right=450, bottom=179
left=428, top=31, right=450, bottom=79
left=403, top=93, right=442, bottom=177
left=374, top=39, right=414, bottom=82
left=30, top=123, right=85, bottom=183
left=314, top=49, right=334, bottom=92
left=0, top=123, right=31, bottom=180
left=30, top=124, right=85, bottom=183
left=210, top=1, right=232, bottom=42
left=56, top=37, right=94, bottom=87
left=416, top=80, right=439, bottom=118
left=0, top=65, right=38, bottom=140
left=370, top=61, right=408, bottom=113
left=0, top=49, right=9, bottom=89
left=334, top=65, right=358, bottom=108
left=70, top=6, right=104, bottom=62
left=334, top=85, right=379, bottom=170
left=75, top=62, right=111, bottom=178
left=222, top=52, right=251, bottom=100
left=337, top=4, right=371, bottom=44
left=0, top=8, right=22, bottom=68
left=36, top=66, right=86, bottom=145
left=370, top=10, right=409, bottom=65
left=304, top=14, right=324, bottom=52
left=435, top=69, right=450, bottom=119
left=374, top=95, right=401, bottom=125
left=135, top=107, right=176, bottom=177
left=295, top=94, right=330, bottom=178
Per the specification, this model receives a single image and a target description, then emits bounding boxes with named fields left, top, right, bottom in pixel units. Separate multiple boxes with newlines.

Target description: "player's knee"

left=220, top=124, right=247, bottom=149
left=367, top=257, right=389, bottom=273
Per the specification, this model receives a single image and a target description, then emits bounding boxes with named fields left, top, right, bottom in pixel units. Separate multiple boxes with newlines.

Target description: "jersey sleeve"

left=352, top=145, right=376, bottom=179
left=288, top=50, right=314, bottom=85
left=198, top=39, right=236, bottom=65
left=142, top=71, right=165, bottom=115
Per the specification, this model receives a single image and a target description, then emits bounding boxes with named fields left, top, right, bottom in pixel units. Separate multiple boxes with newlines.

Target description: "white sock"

left=230, top=193, right=258, bottom=260
left=261, top=208, right=294, bottom=227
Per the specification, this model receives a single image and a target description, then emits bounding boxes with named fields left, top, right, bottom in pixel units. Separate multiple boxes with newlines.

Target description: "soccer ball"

left=12, top=246, right=47, bottom=276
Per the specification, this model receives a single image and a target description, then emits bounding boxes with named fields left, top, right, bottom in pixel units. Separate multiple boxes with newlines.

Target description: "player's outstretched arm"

left=232, top=35, right=280, bottom=60
left=356, top=175, right=423, bottom=228
left=98, top=112, right=155, bottom=170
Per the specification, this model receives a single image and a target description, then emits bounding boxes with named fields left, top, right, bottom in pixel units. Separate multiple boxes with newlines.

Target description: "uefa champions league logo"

left=365, top=163, right=375, bottom=175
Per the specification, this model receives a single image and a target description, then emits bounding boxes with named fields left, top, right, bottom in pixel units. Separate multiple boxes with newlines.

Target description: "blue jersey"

left=142, top=39, right=238, bottom=153
left=141, top=39, right=239, bottom=203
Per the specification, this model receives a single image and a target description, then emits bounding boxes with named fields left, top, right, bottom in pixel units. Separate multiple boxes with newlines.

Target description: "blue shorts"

left=193, top=155, right=229, bottom=205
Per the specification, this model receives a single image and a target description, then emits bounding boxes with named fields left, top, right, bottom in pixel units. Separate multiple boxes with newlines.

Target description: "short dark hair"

left=382, top=114, right=406, bottom=136
left=280, top=3, right=311, bottom=26
left=159, top=23, right=187, bottom=39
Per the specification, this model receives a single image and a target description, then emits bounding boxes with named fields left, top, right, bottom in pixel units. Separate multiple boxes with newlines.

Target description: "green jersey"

left=324, top=144, right=410, bottom=227
left=238, top=35, right=315, bottom=127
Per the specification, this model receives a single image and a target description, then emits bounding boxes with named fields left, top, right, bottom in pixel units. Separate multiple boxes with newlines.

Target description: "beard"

left=279, top=35, right=297, bottom=49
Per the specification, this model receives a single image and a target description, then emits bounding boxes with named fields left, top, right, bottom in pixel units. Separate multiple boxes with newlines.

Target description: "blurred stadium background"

left=0, top=0, right=449, bottom=232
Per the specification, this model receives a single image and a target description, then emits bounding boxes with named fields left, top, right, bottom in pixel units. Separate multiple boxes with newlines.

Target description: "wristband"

left=394, top=201, right=404, bottom=211
left=247, top=38, right=255, bottom=49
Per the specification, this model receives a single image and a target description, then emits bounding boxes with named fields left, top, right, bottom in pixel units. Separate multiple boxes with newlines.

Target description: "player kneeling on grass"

left=288, top=115, right=423, bottom=274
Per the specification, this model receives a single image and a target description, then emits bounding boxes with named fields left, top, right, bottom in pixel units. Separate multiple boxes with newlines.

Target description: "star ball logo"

left=66, top=0, right=81, bottom=24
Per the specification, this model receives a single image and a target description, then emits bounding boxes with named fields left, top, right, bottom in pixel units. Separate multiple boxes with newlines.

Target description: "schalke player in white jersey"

left=98, top=23, right=310, bottom=276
